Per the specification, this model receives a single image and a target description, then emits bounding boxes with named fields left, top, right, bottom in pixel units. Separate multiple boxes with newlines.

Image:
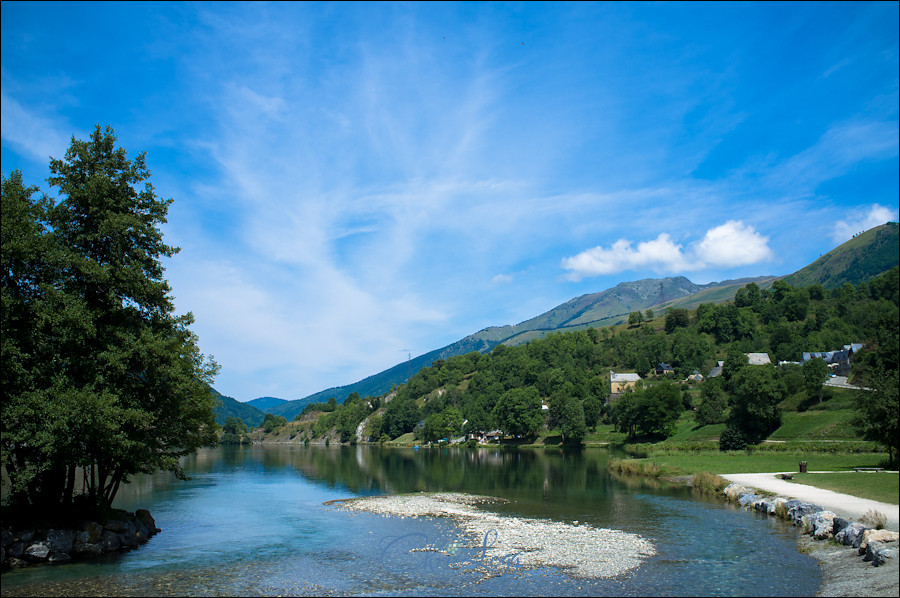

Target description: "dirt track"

left=720, top=472, right=899, bottom=530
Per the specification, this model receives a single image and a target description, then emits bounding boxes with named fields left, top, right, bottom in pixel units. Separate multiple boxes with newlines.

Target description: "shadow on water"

left=1, top=445, right=821, bottom=597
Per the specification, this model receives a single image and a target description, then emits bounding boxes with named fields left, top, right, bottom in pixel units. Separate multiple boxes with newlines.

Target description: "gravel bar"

left=332, top=492, right=656, bottom=579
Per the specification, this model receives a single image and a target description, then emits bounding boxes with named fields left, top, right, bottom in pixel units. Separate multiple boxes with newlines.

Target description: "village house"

left=746, top=353, right=772, bottom=366
left=609, top=371, right=641, bottom=403
left=802, top=343, right=863, bottom=377
left=655, top=363, right=674, bottom=376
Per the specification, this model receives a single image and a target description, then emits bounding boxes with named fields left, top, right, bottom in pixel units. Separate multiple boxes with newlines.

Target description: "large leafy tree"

left=728, top=366, right=785, bottom=443
left=493, top=387, right=544, bottom=438
left=1, top=126, right=218, bottom=512
left=853, top=370, right=899, bottom=465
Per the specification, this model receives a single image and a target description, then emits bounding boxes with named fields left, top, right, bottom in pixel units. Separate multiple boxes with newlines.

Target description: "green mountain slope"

left=213, top=389, right=266, bottom=427
left=246, top=396, right=288, bottom=412
left=263, top=276, right=770, bottom=420
left=780, top=222, right=898, bottom=289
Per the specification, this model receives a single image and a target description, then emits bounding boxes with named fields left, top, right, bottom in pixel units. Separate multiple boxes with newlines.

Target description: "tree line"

left=291, top=266, right=898, bottom=458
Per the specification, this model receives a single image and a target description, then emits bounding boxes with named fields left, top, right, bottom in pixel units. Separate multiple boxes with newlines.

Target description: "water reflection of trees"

left=197, top=445, right=623, bottom=499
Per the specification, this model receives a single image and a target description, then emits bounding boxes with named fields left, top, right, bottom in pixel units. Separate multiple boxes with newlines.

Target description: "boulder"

left=873, top=547, right=897, bottom=567
left=7, top=541, right=26, bottom=559
left=1, top=528, right=13, bottom=549
left=787, top=502, right=824, bottom=526
left=723, top=483, right=749, bottom=502
left=103, top=519, right=128, bottom=533
left=46, top=529, right=75, bottom=554
left=7, top=557, right=28, bottom=568
left=136, top=509, right=160, bottom=534
left=809, top=511, right=837, bottom=539
left=858, top=529, right=899, bottom=554
left=48, top=552, right=72, bottom=563
left=80, top=521, right=104, bottom=543
left=72, top=541, right=103, bottom=557
left=832, top=517, right=851, bottom=536
left=835, top=522, right=870, bottom=547
left=738, top=493, right=759, bottom=507
left=24, top=541, right=50, bottom=562
left=767, top=497, right=788, bottom=517
left=99, top=530, right=122, bottom=552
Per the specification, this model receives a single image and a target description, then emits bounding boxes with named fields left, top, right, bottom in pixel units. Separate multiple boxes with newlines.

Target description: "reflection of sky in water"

left=1, top=446, right=820, bottom=596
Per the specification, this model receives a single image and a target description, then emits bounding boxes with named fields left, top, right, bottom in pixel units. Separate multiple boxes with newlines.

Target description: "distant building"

left=802, top=343, right=863, bottom=377
left=684, top=370, right=704, bottom=383
left=708, top=361, right=724, bottom=378
left=610, top=372, right=642, bottom=401
left=746, top=353, right=772, bottom=366
left=655, top=363, right=674, bottom=376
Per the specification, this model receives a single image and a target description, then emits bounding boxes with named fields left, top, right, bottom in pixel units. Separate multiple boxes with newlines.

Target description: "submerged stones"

left=1, top=508, right=160, bottom=569
left=334, top=491, right=656, bottom=579
left=721, top=482, right=897, bottom=568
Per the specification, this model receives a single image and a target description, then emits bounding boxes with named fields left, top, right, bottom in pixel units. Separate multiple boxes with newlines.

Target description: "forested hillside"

left=261, top=267, right=897, bottom=458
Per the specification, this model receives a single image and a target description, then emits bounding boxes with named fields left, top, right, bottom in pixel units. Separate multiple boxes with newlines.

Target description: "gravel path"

left=332, top=492, right=656, bottom=579
left=719, top=472, right=899, bottom=530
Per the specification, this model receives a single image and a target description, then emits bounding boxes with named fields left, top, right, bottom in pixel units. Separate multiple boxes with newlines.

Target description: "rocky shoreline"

left=720, top=482, right=899, bottom=597
left=1, top=509, right=160, bottom=569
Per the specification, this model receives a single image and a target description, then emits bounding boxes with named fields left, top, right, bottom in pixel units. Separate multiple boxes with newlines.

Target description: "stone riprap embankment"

left=332, top=491, right=656, bottom=579
left=1, top=509, right=159, bottom=569
left=722, top=483, right=898, bottom=567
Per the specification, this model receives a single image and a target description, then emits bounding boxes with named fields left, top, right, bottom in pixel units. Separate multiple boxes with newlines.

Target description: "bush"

left=692, top=472, right=729, bottom=495
left=860, top=509, right=887, bottom=530
left=719, top=425, right=748, bottom=451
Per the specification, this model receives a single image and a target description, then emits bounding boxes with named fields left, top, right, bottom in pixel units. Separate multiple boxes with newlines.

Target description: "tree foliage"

left=853, top=369, right=899, bottom=464
left=1, top=127, right=218, bottom=511
left=727, top=366, right=785, bottom=444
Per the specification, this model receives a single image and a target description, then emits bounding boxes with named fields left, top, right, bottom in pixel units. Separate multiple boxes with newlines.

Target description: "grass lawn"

left=640, top=451, right=889, bottom=475
left=768, top=410, right=858, bottom=440
left=787, top=472, right=899, bottom=505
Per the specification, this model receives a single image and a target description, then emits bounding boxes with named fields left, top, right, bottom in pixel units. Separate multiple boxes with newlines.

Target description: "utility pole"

left=400, top=350, right=412, bottom=381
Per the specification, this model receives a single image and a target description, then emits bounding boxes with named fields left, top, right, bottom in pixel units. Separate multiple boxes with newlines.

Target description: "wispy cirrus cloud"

left=0, top=89, right=73, bottom=164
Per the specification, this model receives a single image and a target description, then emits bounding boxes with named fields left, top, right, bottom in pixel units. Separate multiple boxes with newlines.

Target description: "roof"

left=611, top=372, right=642, bottom=382
left=746, top=353, right=772, bottom=365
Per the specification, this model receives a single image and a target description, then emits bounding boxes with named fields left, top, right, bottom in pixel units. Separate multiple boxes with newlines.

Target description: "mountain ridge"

left=230, top=222, right=898, bottom=421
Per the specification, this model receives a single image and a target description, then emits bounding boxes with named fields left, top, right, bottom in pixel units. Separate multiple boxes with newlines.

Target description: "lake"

left=1, top=445, right=820, bottom=596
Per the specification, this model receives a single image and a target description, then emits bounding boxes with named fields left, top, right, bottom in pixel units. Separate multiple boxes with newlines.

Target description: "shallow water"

left=1, top=445, right=820, bottom=596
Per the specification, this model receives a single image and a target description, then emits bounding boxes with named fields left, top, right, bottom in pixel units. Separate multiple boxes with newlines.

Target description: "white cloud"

left=695, top=220, right=774, bottom=267
left=831, top=204, right=899, bottom=243
left=562, top=221, right=774, bottom=280
left=491, top=273, right=514, bottom=284
left=561, top=234, right=696, bottom=281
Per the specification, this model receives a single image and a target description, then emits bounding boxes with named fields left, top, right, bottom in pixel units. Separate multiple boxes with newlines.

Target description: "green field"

left=636, top=450, right=888, bottom=475
left=787, top=472, right=899, bottom=504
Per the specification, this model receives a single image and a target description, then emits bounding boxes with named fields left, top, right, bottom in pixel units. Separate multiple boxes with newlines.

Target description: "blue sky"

left=3, top=2, right=898, bottom=402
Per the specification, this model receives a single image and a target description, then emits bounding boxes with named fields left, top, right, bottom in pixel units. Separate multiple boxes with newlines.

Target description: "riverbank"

left=720, top=472, right=899, bottom=530
left=717, top=477, right=898, bottom=597
left=1, top=509, right=159, bottom=570
left=803, top=537, right=899, bottom=597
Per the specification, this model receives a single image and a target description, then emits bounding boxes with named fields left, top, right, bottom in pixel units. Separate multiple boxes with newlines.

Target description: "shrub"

left=860, top=509, right=887, bottom=530
left=692, top=472, right=729, bottom=495
left=719, top=425, right=748, bottom=451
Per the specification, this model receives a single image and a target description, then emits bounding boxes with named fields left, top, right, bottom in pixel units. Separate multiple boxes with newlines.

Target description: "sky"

left=2, top=2, right=898, bottom=402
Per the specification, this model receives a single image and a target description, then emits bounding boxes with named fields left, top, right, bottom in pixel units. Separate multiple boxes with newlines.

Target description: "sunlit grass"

left=639, top=451, right=888, bottom=475
left=787, top=472, right=899, bottom=504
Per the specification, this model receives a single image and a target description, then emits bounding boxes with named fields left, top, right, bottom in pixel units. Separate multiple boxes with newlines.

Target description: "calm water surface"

left=1, top=445, right=820, bottom=596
